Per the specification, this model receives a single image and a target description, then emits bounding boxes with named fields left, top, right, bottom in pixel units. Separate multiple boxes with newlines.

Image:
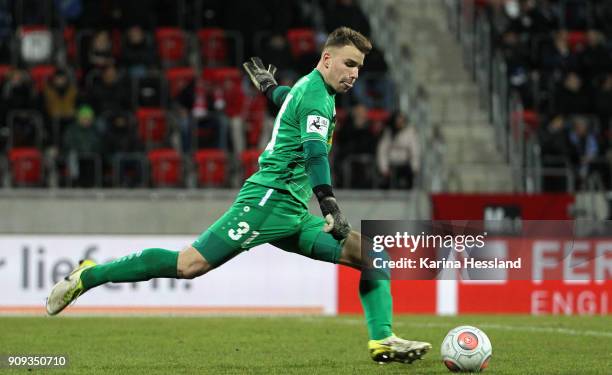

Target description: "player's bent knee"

left=338, top=231, right=363, bottom=270
left=177, top=246, right=212, bottom=279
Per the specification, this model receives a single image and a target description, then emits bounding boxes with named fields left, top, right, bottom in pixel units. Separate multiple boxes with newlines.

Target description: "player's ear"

left=322, top=50, right=332, bottom=69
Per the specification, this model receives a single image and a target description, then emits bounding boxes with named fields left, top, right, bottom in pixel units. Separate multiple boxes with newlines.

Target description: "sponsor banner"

left=458, top=281, right=610, bottom=315
left=431, top=194, right=575, bottom=220
left=0, top=236, right=337, bottom=315
left=337, top=267, right=437, bottom=314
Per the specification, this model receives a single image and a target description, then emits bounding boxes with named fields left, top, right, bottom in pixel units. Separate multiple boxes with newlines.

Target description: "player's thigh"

left=271, top=213, right=344, bottom=264
left=192, top=184, right=299, bottom=267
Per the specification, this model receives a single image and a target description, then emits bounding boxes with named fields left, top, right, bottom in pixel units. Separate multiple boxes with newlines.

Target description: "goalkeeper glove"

left=242, top=57, right=278, bottom=95
left=314, top=185, right=351, bottom=241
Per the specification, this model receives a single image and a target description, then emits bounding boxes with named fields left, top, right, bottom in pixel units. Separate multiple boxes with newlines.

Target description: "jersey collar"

left=313, top=69, right=336, bottom=96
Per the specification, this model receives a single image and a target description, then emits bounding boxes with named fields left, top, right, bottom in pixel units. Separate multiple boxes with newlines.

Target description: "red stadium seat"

left=63, top=26, right=77, bottom=62
left=9, top=147, right=43, bottom=186
left=367, top=109, right=390, bottom=123
left=194, top=149, right=227, bottom=186
left=511, top=109, right=540, bottom=139
left=203, top=67, right=245, bottom=116
left=197, top=28, right=229, bottom=66
left=287, top=28, right=316, bottom=59
left=240, top=149, right=261, bottom=179
left=245, top=95, right=267, bottom=147
left=0, top=64, right=11, bottom=84
left=136, top=107, right=167, bottom=145
left=29, top=65, right=56, bottom=92
left=567, top=31, right=587, bottom=52
left=202, top=67, right=241, bottom=87
left=165, top=66, right=195, bottom=98
left=148, top=148, right=182, bottom=187
left=155, top=27, right=187, bottom=65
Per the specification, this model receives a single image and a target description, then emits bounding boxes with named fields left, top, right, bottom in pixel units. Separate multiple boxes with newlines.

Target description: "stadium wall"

left=1, top=191, right=610, bottom=316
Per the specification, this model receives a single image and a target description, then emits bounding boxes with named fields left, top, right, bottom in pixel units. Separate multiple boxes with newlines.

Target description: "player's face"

left=326, top=45, right=364, bottom=93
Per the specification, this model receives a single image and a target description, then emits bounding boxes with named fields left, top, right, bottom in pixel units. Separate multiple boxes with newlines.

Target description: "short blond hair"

left=323, top=27, right=372, bottom=55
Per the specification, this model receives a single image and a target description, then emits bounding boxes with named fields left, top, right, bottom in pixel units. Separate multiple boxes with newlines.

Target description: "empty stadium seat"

left=286, top=28, right=316, bottom=59
left=194, top=148, right=227, bottom=187
left=165, top=66, right=195, bottom=98
left=136, top=107, right=167, bottom=146
left=148, top=148, right=182, bottom=187
left=8, top=147, right=43, bottom=186
left=197, top=28, right=229, bottom=66
left=240, top=149, right=261, bottom=179
left=155, top=27, right=187, bottom=66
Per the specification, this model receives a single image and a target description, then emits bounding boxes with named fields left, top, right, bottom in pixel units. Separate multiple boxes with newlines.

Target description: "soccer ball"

left=441, top=325, right=492, bottom=372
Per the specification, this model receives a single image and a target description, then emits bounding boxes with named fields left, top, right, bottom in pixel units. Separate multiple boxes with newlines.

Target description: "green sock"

left=80, top=248, right=179, bottom=290
left=359, top=277, right=393, bottom=340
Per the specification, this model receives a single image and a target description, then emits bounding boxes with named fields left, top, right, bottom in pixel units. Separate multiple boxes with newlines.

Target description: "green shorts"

left=192, top=182, right=343, bottom=267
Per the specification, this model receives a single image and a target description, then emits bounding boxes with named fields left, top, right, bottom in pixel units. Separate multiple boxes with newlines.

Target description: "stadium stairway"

left=363, top=0, right=514, bottom=192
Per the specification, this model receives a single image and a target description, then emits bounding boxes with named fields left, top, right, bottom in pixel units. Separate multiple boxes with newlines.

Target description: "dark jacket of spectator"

left=554, top=72, right=591, bottom=115
left=88, top=65, right=131, bottom=114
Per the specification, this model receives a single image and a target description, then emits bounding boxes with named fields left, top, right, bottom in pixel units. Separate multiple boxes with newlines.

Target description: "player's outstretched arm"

left=304, top=140, right=351, bottom=241
left=242, top=56, right=291, bottom=107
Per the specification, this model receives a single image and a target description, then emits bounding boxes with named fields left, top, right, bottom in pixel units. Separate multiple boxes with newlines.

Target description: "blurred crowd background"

left=2, top=0, right=612, bottom=194
left=0, top=0, right=408, bottom=189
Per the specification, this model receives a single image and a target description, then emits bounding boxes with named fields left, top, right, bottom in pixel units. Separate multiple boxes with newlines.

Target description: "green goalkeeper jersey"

left=247, top=69, right=336, bottom=208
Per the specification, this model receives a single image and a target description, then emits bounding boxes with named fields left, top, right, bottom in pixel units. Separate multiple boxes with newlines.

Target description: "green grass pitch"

left=1, top=315, right=610, bottom=374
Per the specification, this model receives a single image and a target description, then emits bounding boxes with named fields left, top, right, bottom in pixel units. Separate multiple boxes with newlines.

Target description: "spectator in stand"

left=500, top=28, right=534, bottom=107
left=351, top=46, right=395, bottom=111
left=174, top=77, right=229, bottom=153
left=324, top=0, right=371, bottom=37
left=260, top=34, right=298, bottom=84
left=103, top=112, right=143, bottom=187
left=86, top=30, right=114, bottom=76
left=43, top=68, right=78, bottom=145
left=376, top=111, right=420, bottom=190
left=554, top=71, right=590, bottom=115
left=0, top=68, right=37, bottom=118
left=334, top=103, right=378, bottom=188
left=505, top=0, right=558, bottom=37
left=539, top=30, right=580, bottom=75
left=63, top=105, right=103, bottom=187
left=88, top=65, right=131, bottom=119
left=538, top=114, right=570, bottom=191
left=579, top=30, right=611, bottom=84
left=594, top=73, right=612, bottom=144
left=568, top=116, right=599, bottom=189
left=120, top=25, right=156, bottom=80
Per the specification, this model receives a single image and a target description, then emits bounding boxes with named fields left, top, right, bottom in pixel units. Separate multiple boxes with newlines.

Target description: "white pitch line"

left=295, top=318, right=612, bottom=338
left=399, top=322, right=612, bottom=338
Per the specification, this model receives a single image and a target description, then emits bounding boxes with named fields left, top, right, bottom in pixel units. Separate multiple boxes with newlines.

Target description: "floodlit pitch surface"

left=1, top=315, right=610, bottom=374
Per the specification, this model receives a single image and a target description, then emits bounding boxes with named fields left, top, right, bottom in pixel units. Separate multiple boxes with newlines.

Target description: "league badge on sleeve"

left=307, top=115, right=330, bottom=137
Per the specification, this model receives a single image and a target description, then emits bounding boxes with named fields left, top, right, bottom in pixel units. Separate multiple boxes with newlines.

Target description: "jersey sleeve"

left=298, top=95, right=332, bottom=144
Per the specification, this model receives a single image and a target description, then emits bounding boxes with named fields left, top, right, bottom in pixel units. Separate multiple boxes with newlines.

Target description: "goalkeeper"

left=46, top=26, right=431, bottom=364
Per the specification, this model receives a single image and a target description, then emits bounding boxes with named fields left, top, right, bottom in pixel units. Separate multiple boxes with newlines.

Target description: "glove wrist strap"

left=313, top=184, right=334, bottom=202
left=264, top=84, right=279, bottom=102
left=313, top=184, right=336, bottom=217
